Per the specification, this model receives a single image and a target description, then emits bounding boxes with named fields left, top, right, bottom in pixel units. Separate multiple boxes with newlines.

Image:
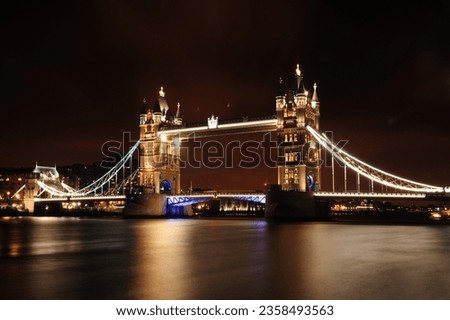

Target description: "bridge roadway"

left=314, top=192, right=428, bottom=199
left=168, top=191, right=449, bottom=208
left=167, top=192, right=266, bottom=207
left=33, top=191, right=448, bottom=207
left=34, top=195, right=127, bottom=203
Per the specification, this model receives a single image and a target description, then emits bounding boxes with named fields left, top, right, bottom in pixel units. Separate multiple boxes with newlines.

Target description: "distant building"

left=0, top=167, right=35, bottom=200
left=0, top=161, right=126, bottom=199
left=58, top=163, right=108, bottom=190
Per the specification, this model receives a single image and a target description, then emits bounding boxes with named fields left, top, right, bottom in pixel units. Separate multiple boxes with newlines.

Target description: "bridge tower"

left=276, top=65, right=321, bottom=192
left=138, top=87, right=182, bottom=194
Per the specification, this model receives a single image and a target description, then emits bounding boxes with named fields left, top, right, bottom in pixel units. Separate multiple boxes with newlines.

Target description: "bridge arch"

left=160, top=180, right=172, bottom=194
left=307, top=173, right=317, bottom=192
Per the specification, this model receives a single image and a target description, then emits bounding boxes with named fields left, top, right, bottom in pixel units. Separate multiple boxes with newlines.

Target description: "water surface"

left=1, top=217, right=449, bottom=299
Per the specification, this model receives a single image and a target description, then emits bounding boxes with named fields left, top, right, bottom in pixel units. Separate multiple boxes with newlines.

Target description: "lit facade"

left=138, top=87, right=183, bottom=194
left=0, top=169, right=31, bottom=200
left=276, top=65, right=321, bottom=192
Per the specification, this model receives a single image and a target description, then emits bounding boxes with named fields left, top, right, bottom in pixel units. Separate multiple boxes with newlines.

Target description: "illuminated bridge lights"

left=158, top=118, right=278, bottom=138
left=33, top=141, right=140, bottom=198
left=314, top=192, right=427, bottom=199
left=167, top=193, right=266, bottom=207
left=34, top=195, right=127, bottom=202
left=307, top=126, right=445, bottom=194
left=26, top=117, right=448, bottom=204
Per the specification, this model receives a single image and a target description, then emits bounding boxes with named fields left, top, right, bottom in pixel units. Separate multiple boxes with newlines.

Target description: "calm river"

left=1, top=217, right=449, bottom=299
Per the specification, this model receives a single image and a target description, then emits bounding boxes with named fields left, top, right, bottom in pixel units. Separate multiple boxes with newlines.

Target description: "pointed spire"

left=175, top=102, right=180, bottom=118
left=159, top=86, right=165, bottom=97
left=311, top=83, right=320, bottom=110
left=312, top=83, right=319, bottom=101
left=173, top=102, right=182, bottom=125
left=295, top=64, right=302, bottom=77
left=295, top=64, right=303, bottom=92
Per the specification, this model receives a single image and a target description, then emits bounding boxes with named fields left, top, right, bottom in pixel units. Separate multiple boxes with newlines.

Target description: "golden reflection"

left=131, top=220, right=190, bottom=299
left=8, top=242, right=21, bottom=257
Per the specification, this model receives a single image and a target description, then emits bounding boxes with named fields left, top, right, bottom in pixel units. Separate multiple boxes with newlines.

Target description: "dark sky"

left=1, top=0, right=449, bottom=190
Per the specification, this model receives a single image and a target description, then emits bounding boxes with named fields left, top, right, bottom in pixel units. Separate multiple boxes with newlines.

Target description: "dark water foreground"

left=1, top=216, right=449, bottom=299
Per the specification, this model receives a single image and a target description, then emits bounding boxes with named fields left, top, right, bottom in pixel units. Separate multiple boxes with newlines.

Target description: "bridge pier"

left=123, top=194, right=167, bottom=217
left=123, top=194, right=193, bottom=217
left=23, top=177, right=38, bottom=213
left=264, top=185, right=330, bottom=220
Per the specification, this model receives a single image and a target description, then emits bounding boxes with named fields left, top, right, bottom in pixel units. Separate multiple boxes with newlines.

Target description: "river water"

left=1, top=216, right=449, bottom=299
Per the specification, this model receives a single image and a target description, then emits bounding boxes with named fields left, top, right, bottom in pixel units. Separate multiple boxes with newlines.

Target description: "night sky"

left=1, top=1, right=449, bottom=190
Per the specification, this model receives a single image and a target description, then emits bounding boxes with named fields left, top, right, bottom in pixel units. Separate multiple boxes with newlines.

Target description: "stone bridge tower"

left=276, top=65, right=321, bottom=192
left=138, top=87, right=182, bottom=194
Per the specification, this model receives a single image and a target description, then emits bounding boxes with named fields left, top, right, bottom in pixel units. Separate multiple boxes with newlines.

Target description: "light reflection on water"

left=1, top=217, right=449, bottom=299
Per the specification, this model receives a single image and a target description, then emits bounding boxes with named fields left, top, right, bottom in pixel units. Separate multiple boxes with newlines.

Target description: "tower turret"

left=276, top=77, right=285, bottom=129
left=311, top=83, right=320, bottom=130
left=295, top=64, right=303, bottom=92
left=312, top=83, right=319, bottom=107
left=140, top=98, right=148, bottom=138
left=138, top=86, right=181, bottom=196
left=295, top=64, right=307, bottom=108
left=276, top=64, right=321, bottom=192
left=174, top=102, right=182, bottom=125
left=140, top=98, right=147, bottom=123
left=152, top=87, right=164, bottom=124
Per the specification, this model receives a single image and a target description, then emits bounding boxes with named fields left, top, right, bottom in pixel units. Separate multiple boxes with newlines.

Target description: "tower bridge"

left=138, top=64, right=322, bottom=197
left=12, top=64, right=449, bottom=218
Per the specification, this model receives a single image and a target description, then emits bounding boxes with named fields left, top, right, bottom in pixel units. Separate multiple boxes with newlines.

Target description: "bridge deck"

left=167, top=193, right=266, bottom=206
left=314, top=192, right=427, bottom=199
left=34, top=191, right=443, bottom=205
left=34, top=195, right=127, bottom=202
left=159, top=117, right=277, bottom=139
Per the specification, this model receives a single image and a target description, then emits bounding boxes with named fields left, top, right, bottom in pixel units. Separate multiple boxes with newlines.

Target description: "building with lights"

left=138, top=87, right=183, bottom=195
left=276, top=64, right=321, bottom=192
left=0, top=167, right=34, bottom=200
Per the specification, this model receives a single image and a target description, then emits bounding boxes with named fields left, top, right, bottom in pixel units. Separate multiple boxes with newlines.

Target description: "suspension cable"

left=307, top=126, right=444, bottom=193
left=36, top=140, right=140, bottom=197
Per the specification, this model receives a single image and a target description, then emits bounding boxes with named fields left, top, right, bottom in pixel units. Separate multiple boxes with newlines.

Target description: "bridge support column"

left=265, top=185, right=317, bottom=220
left=23, top=178, right=38, bottom=213
left=123, top=194, right=167, bottom=217
left=154, top=172, right=160, bottom=194
left=298, top=164, right=306, bottom=192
